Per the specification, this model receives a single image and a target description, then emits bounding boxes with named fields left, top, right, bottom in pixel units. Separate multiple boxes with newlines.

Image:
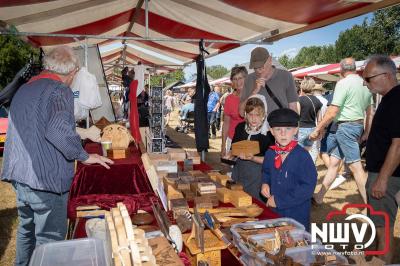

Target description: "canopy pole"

left=84, top=38, right=90, bottom=128
left=145, top=0, right=149, bottom=38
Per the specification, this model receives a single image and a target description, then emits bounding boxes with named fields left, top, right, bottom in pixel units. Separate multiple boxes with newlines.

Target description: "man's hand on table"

left=83, top=154, right=114, bottom=169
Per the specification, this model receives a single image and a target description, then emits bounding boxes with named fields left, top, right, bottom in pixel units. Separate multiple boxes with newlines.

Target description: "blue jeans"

left=207, top=111, right=217, bottom=136
left=320, top=131, right=338, bottom=155
left=298, top=127, right=318, bottom=163
left=331, top=122, right=364, bottom=163
left=12, top=181, right=68, bottom=266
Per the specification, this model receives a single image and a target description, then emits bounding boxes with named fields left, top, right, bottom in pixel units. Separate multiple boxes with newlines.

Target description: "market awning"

left=1, top=0, right=398, bottom=69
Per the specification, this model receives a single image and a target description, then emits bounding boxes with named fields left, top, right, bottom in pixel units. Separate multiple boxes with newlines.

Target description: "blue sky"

left=183, top=13, right=372, bottom=79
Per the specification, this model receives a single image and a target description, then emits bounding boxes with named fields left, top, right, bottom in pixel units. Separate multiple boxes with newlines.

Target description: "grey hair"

left=367, top=55, right=397, bottom=77
left=300, top=78, right=315, bottom=93
left=340, top=58, right=356, bottom=72
left=43, top=46, right=79, bottom=75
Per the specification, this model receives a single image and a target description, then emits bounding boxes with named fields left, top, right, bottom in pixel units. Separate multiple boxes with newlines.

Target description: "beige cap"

left=249, top=47, right=270, bottom=69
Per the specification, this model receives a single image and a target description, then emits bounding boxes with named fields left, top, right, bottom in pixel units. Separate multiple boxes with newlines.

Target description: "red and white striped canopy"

left=1, top=0, right=398, bottom=68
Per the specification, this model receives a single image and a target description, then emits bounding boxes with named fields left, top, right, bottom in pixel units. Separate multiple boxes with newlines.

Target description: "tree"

left=278, top=54, right=293, bottom=69
left=150, top=69, right=184, bottom=87
left=0, top=35, right=38, bottom=90
left=206, top=65, right=228, bottom=79
left=335, top=21, right=370, bottom=60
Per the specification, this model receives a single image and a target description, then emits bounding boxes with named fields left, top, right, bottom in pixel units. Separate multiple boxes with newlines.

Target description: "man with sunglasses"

left=310, top=58, right=373, bottom=206
left=363, top=55, right=399, bottom=264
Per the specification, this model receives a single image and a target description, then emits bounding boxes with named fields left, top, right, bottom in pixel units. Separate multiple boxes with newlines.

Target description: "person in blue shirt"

left=207, top=86, right=221, bottom=139
left=261, top=108, right=317, bottom=231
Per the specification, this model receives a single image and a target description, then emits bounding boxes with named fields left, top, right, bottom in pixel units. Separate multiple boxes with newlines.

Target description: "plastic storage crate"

left=239, top=244, right=348, bottom=266
left=29, top=238, right=108, bottom=266
left=237, top=229, right=321, bottom=256
left=230, top=217, right=305, bottom=249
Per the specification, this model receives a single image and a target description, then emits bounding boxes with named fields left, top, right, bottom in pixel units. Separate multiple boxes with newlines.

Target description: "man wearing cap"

left=310, top=58, right=374, bottom=205
left=239, top=47, right=299, bottom=118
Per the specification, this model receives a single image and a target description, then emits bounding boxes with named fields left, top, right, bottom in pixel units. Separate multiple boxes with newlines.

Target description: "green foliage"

left=279, top=45, right=338, bottom=69
left=150, top=69, right=184, bottom=87
left=278, top=5, right=400, bottom=68
left=0, top=35, right=38, bottom=90
left=206, top=65, right=229, bottom=79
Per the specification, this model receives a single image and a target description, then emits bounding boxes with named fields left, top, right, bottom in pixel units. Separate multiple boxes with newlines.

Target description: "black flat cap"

left=267, top=108, right=299, bottom=128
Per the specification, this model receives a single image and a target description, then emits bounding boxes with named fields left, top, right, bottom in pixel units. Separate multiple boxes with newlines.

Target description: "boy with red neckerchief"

left=261, top=108, right=317, bottom=231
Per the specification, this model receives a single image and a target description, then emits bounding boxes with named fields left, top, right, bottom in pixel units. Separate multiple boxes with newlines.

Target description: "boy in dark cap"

left=261, top=108, right=317, bottom=231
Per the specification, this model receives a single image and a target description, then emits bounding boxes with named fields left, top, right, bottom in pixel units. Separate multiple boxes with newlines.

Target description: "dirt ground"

left=0, top=110, right=399, bottom=265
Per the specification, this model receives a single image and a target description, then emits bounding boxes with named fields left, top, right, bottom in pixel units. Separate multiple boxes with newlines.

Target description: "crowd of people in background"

left=164, top=48, right=399, bottom=263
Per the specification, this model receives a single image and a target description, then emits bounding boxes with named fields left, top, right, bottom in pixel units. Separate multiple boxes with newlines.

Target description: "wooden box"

left=216, top=188, right=232, bottom=203
left=231, top=140, right=260, bottom=156
left=107, top=148, right=129, bottom=159
left=197, top=182, right=216, bottom=195
left=155, top=160, right=178, bottom=173
left=194, top=196, right=213, bottom=209
left=230, top=190, right=252, bottom=207
left=195, top=194, right=218, bottom=207
left=186, top=150, right=201, bottom=164
left=167, top=148, right=187, bottom=161
left=148, top=153, right=170, bottom=162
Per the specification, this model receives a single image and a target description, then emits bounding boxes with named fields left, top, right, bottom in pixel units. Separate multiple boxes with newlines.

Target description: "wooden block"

left=216, top=188, right=232, bottom=203
left=148, top=152, right=170, bottom=161
left=231, top=140, right=260, bottom=156
left=230, top=190, right=252, bottom=207
left=190, top=182, right=199, bottom=194
left=168, top=148, right=187, bottom=161
left=182, top=189, right=196, bottom=201
left=166, top=185, right=184, bottom=200
left=197, top=182, right=216, bottom=194
left=107, top=148, right=129, bottom=159
left=216, top=175, right=230, bottom=186
left=194, top=196, right=213, bottom=209
left=175, top=180, right=190, bottom=191
left=189, top=170, right=205, bottom=177
left=186, top=150, right=201, bottom=164
left=155, top=160, right=178, bottom=173
left=157, top=170, right=169, bottom=179
left=183, top=230, right=227, bottom=266
left=170, top=198, right=189, bottom=219
left=226, top=180, right=243, bottom=190
left=203, top=193, right=219, bottom=207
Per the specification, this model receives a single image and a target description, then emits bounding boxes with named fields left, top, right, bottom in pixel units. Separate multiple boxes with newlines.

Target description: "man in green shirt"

left=310, top=58, right=374, bottom=205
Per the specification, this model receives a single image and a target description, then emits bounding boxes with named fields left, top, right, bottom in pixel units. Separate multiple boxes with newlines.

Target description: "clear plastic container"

left=230, top=217, right=305, bottom=250
left=238, top=229, right=320, bottom=255
left=239, top=245, right=348, bottom=266
left=29, top=238, right=108, bottom=266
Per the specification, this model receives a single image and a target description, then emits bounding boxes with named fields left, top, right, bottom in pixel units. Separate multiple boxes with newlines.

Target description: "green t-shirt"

left=331, top=74, right=373, bottom=121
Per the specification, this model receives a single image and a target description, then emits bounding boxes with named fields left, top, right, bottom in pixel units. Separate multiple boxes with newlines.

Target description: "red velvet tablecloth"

left=68, top=143, right=153, bottom=219
left=69, top=143, right=152, bottom=198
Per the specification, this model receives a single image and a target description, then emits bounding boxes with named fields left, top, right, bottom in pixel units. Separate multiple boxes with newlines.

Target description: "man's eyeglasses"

left=364, top=73, right=386, bottom=83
